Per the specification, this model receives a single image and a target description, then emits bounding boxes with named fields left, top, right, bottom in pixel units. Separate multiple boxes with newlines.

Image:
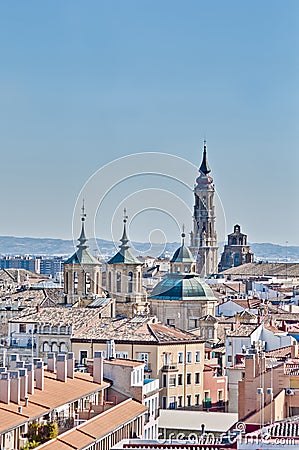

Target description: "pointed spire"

left=119, top=208, right=130, bottom=250
left=77, top=199, right=88, bottom=250
left=181, top=224, right=186, bottom=246
left=199, top=140, right=211, bottom=175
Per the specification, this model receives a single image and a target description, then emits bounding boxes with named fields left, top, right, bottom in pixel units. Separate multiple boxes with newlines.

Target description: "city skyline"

left=0, top=1, right=298, bottom=245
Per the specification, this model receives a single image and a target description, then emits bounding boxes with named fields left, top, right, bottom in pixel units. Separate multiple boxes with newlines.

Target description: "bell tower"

left=190, top=141, right=218, bottom=276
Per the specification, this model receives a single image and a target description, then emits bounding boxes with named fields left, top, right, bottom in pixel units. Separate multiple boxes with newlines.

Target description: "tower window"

left=128, top=271, right=133, bottom=293
left=116, top=271, right=121, bottom=292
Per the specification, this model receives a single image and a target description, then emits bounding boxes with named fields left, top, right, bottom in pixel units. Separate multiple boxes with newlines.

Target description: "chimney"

left=18, top=368, right=28, bottom=400
left=9, top=371, right=20, bottom=404
left=56, top=354, right=67, bottom=383
left=93, top=351, right=104, bottom=384
left=0, top=372, right=10, bottom=404
left=47, top=353, right=56, bottom=373
left=10, top=354, right=20, bottom=370
left=67, top=353, right=74, bottom=379
left=16, top=361, right=25, bottom=370
left=33, top=358, right=42, bottom=381
left=35, top=361, right=44, bottom=391
left=24, top=364, right=34, bottom=395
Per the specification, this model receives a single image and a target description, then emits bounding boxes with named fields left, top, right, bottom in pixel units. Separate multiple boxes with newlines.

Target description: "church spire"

left=119, top=208, right=130, bottom=251
left=199, top=140, right=211, bottom=175
left=77, top=199, right=88, bottom=250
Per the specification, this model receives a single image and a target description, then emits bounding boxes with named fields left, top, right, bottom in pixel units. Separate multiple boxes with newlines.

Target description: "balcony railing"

left=203, top=398, right=212, bottom=409
left=161, top=364, right=178, bottom=372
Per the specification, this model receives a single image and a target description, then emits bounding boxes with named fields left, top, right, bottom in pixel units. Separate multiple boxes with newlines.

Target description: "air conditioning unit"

left=257, top=388, right=263, bottom=395
left=286, top=388, right=295, bottom=396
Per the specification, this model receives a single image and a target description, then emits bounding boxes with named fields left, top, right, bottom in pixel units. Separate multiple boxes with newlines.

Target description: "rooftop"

left=72, top=316, right=204, bottom=344
left=150, top=273, right=217, bottom=301
left=10, top=307, right=103, bottom=332
left=0, top=371, right=110, bottom=434
left=38, top=398, right=147, bottom=449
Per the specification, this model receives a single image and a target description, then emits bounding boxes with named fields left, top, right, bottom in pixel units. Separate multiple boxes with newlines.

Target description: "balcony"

left=203, top=398, right=212, bottom=409
left=143, top=378, right=159, bottom=396
left=161, top=364, right=178, bottom=372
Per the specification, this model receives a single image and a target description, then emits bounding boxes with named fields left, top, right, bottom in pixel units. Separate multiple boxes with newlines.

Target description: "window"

left=208, top=328, right=213, bottom=339
left=169, top=396, right=176, bottom=409
left=162, top=374, right=167, bottom=388
left=167, top=318, right=175, bottom=326
left=19, top=324, right=26, bottom=333
left=85, top=272, right=91, bottom=294
left=186, top=352, right=192, bottom=363
left=162, top=397, right=167, bottom=409
left=128, top=271, right=133, bottom=293
left=74, top=271, right=78, bottom=294
left=138, top=352, right=149, bottom=369
left=178, top=396, right=183, bottom=408
left=169, top=375, right=176, bottom=387
left=186, top=373, right=191, bottom=385
left=228, top=355, right=232, bottom=363
left=116, top=352, right=128, bottom=359
left=187, top=395, right=191, bottom=407
left=178, top=352, right=184, bottom=364
left=163, top=352, right=171, bottom=365
left=195, top=372, right=200, bottom=384
left=116, top=271, right=121, bottom=292
left=195, top=351, right=201, bottom=363
left=195, top=394, right=200, bottom=406
left=189, top=318, right=199, bottom=329
left=108, top=272, right=112, bottom=290
left=178, top=374, right=183, bottom=385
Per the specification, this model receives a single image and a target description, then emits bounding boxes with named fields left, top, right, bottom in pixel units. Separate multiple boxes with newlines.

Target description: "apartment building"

left=71, top=316, right=206, bottom=410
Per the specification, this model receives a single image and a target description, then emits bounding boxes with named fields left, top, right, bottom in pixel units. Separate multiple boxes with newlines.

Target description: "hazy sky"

left=0, top=1, right=298, bottom=245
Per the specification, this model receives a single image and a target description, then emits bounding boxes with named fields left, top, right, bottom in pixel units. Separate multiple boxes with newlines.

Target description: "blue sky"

left=0, top=1, right=298, bottom=245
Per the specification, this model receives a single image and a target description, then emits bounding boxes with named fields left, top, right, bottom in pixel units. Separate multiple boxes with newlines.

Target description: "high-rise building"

left=190, top=142, right=218, bottom=276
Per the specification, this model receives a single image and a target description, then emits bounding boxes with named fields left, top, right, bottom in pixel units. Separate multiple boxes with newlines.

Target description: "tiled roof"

left=9, top=307, right=102, bottom=331
left=226, top=324, right=259, bottom=337
left=0, top=371, right=109, bottom=433
left=105, top=358, right=144, bottom=368
left=73, top=316, right=204, bottom=344
left=39, top=399, right=147, bottom=449
left=222, top=262, right=299, bottom=277
left=266, top=345, right=295, bottom=359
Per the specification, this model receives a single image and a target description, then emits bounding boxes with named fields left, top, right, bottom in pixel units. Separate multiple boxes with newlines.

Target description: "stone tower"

left=190, top=141, right=218, bottom=276
left=106, top=210, right=148, bottom=317
left=64, top=204, right=103, bottom=304
left=218, top=224, right=254, bottom=271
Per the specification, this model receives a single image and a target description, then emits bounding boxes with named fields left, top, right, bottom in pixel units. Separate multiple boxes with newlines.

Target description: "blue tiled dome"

left=150, top=272, right=216, bottom=301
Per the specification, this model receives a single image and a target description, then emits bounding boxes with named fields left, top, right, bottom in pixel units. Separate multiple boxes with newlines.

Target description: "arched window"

left=234, top=253, right=240, bottom=267
left=232, top=238, right=237, bottom=245
left=60, top=326, right=66, bottom=334
left=60, top=342, right=68, bottom=353
left=85, top=272, right=91, bottom=294
left=239, top=238, right=242, bottom=245
left=65, top=272, right=68, bottom=294
left=42, top=341, right=51, bottom=353
left=116, top=272, right=121, bottom=293
left=128, top=271, right=133, bottom=293
left=74, top=271, right=78, bottom=294
left=51, top=342, right=59, bottom=353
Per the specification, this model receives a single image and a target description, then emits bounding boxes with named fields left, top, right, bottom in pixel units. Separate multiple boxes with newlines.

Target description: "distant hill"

left=0, top=236, right=298, bottom=262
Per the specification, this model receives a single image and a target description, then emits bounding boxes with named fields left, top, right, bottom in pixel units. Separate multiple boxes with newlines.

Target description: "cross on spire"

left=81, top=199, right=87, bottom=222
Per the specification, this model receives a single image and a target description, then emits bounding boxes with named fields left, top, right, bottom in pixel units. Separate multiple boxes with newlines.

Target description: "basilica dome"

left=150, top=272, right=216, bottom=301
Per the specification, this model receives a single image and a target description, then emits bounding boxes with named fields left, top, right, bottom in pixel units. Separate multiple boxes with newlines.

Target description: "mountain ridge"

left=0, top=236, right=298, bottom=262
